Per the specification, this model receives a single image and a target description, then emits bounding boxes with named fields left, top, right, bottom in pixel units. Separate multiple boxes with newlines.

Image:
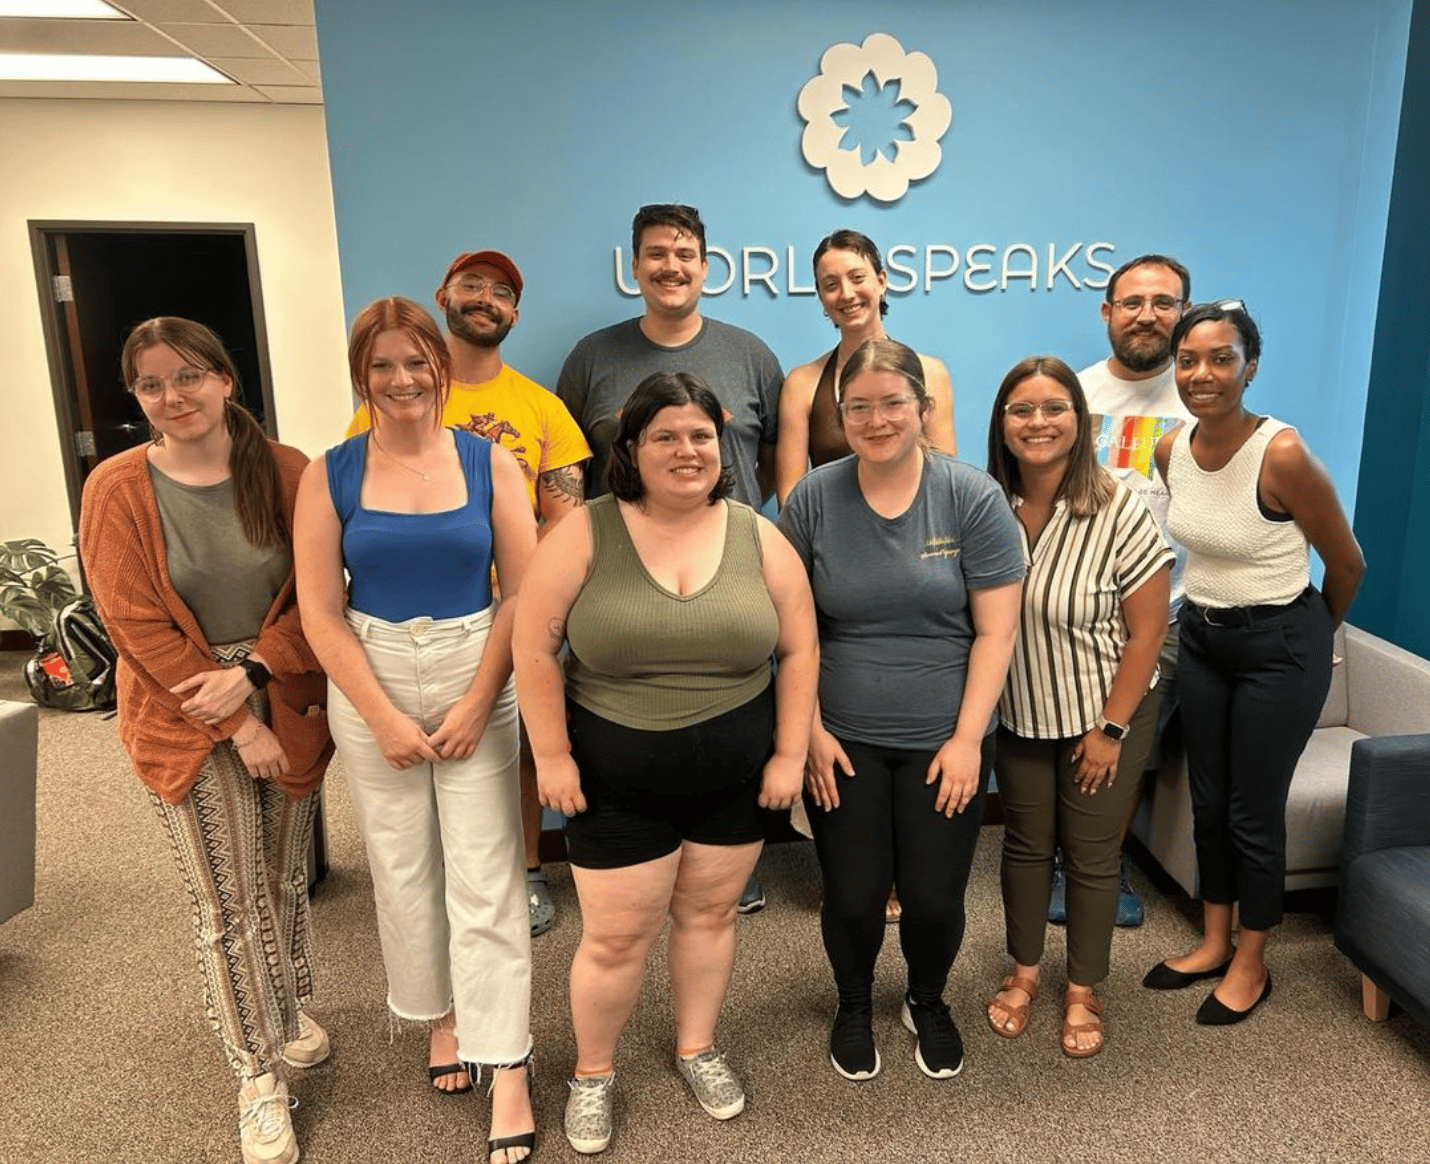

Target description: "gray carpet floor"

left=2, top=655, right=1427, bottom=1164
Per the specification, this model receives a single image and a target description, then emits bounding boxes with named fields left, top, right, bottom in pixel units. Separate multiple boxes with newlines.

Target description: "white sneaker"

left=238, top=1073, right=298, bottom=1164
left=280, top=1012, right=330, bottom=1069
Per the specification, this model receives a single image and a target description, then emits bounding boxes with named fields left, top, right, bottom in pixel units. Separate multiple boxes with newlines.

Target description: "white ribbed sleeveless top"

left=1166, top=418, right=1309, bottom=608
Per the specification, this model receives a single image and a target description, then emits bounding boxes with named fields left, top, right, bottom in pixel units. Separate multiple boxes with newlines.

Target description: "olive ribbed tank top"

left=565, top=496, right=778, bottom=730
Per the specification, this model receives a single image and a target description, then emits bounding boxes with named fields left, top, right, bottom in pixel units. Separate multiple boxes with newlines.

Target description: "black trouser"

left=805, top=734, right=992, bottom=1005
left=1178, top=587, right=1334, bottom=930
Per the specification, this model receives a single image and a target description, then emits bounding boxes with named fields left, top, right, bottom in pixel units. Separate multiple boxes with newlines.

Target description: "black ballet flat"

left=1142, top=956, right=1234, bottom=990
left=1196, top=973, right=1273, bottom=1026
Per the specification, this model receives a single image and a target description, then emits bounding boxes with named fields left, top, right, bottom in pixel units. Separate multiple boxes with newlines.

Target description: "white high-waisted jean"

left=329, top=606, right=531, bottom=1065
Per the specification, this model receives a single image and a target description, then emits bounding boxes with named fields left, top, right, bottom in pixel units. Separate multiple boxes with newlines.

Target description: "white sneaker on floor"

left=238, top=1072, right=298, bottom=1164
left=280, top=1012, right=330, bottom=1069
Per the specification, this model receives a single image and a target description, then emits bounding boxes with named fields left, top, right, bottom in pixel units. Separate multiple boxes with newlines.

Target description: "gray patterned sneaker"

left=564, top=1073, right=615, bottom=1155
left=675, top=1049, right=746, bottom=1120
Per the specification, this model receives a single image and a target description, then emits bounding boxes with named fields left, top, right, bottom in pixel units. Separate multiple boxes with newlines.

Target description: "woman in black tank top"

left=772, top=230, right=958, bottom=509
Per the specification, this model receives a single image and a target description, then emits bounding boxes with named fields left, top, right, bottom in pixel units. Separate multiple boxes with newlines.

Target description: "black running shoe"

left=829, top=1004, right=880, bottom=1081
left=901, top=996, right=964, bottom=1079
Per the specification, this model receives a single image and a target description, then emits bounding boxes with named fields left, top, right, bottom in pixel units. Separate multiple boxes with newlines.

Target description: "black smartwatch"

left=1098, top=718, right=1128, bottom=742
left=241, top=658, right=272, bottom=690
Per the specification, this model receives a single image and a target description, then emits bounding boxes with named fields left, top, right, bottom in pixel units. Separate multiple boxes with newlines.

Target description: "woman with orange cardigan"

left=80, top=317, right=331, bottom=1164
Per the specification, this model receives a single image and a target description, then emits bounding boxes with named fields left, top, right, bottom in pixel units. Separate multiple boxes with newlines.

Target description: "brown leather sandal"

left=986, top=973, right=1039, bottom=1038
left=1062, top=990, right=1105, bottom=1059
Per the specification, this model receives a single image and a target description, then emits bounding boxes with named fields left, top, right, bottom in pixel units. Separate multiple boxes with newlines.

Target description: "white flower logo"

left=798, top=33, right=953, bottom=203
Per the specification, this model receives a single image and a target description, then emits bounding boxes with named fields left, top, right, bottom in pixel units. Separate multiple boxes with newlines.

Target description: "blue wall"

left=1352, top=0, right=1430, bottom=655
left=316, top=0, right=1410, bottom=513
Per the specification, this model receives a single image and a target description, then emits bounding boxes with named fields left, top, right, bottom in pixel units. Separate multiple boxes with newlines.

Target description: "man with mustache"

left=556, top=203, right=783, bottom=915
left=346, top=248, right=591, bottom=961
left=1045, top=254, right=1193, bottom=928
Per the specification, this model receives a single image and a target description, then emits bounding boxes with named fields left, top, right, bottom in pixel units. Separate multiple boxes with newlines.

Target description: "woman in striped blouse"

left=983, top=356, right=1173, bottom=1058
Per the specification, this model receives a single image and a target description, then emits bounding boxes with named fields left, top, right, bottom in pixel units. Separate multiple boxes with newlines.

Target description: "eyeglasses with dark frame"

left=1110, top=295, right=1183, bottom=316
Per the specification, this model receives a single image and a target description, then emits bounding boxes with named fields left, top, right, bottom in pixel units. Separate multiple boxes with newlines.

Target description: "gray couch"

left=1131, top=623, right=1430, bottom=895
left=1334, top=734, right=1430, bottom=1026
left=0, top=699, right=38, bottom=924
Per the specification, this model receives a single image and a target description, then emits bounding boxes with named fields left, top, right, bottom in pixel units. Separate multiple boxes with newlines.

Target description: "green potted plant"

left=0, top=538, right=79, bottom=639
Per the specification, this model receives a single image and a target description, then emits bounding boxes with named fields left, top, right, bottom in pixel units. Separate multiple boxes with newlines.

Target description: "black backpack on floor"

left=24, top=596, right=118, bottom=712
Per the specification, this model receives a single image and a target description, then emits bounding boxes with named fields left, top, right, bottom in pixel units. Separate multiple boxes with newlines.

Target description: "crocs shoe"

left=528, top=867, right=556, bottom=937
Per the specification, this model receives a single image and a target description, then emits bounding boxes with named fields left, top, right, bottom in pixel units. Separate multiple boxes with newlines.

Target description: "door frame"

left=27, top=220, right=274, bottom=532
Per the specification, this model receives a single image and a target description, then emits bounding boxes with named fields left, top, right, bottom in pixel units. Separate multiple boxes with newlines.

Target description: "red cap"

left=436, top=250, right=523, bottom=306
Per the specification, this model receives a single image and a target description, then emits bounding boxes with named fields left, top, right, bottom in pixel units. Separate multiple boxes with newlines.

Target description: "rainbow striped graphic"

left=1092, top=413, right=1184, bottom=481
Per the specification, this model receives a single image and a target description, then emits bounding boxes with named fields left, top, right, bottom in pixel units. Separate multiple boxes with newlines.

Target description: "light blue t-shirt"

left=779, top=452, right=1025, bottom=750
left=326, top=429, right=494, bottom=622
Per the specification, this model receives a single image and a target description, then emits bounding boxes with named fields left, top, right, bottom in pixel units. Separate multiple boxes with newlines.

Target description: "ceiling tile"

left=246, top=22, right=316, bottom=57
left=116, top=0, right=233, bottom=22
left=207, top=54, right=306, bottom=84
left=0, top=18, right=172, bottom=53
left=156, top=22, right=271, bottom=56
left=217, top=0, right=315, bottom=24
left=252, top=83, right=321, bottom=104
left=289, top=57, right=318, bottom=82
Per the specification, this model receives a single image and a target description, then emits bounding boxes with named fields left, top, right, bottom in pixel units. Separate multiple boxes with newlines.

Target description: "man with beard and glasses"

left=556, top=203, right=783, bottom=916
left=1042, top=255, right=1193, bottom=930
left=347, top=248, right=590, bottom=954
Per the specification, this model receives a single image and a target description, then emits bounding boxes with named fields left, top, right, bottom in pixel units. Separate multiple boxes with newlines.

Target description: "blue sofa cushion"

left=1335, top=847, right=1430, bottom=1028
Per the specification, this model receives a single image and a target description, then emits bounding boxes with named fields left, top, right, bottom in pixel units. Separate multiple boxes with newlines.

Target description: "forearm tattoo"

left=545, top=617, right=566, bottom=646
left=539, top=463, right=585, bottom=505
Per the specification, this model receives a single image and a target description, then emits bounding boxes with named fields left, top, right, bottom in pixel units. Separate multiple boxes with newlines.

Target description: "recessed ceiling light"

left=0, top=53, right=232, bottom=83
left=0, top=1, right=127, bottom=16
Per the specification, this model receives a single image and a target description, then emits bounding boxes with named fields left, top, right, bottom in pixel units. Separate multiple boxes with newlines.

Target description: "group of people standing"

left=78, top=204, right=1364, bottom=1164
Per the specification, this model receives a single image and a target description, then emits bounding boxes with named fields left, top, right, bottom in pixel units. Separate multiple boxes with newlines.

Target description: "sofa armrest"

left=1343, top=625, right=1430, bottom=737
left=1342, top=734, right=1430, bottom=865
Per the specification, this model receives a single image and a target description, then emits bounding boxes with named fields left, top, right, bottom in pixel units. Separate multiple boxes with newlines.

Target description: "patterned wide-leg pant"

left=149, top=642, right=320, bottom=1081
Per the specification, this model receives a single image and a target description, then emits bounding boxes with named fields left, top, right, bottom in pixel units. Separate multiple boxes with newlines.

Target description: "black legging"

left=805, top=733, right=993, bottom=1005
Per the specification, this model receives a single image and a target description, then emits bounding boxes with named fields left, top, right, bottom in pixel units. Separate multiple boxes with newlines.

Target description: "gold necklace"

left=371, top=434, right=437, bottom=482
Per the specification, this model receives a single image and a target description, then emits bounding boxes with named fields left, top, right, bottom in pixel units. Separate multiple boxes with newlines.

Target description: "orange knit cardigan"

left=78, top=442, right=333, bottom=804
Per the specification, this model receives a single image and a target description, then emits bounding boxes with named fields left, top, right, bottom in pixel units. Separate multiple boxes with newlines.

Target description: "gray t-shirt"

left=778, top=452, right=1025, bottom=750
left=148, top=465, right=291, bottom=646
left=556, top=316, right=782, bottom=509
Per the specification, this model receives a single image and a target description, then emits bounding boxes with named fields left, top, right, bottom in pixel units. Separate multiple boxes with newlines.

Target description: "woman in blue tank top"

left=294, top=297, right=539, bottom=1164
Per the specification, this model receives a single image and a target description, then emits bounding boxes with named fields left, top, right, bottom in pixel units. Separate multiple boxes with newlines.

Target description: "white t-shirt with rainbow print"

left=1078, top=358, right=1192, bottom=616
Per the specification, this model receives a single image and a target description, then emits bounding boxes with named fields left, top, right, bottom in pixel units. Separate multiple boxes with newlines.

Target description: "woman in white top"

left=1145, top=300, right=1364, bottom=1025
left=984, top=356, right=1172, bottom=1058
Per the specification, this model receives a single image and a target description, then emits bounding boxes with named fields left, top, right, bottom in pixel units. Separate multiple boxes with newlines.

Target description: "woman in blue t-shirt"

left=778, top=338, right=1025, bottom=1084
left=294, top=297, right=539, bottom=1164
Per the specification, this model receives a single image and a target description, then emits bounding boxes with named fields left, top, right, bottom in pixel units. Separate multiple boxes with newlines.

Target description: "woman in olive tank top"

left=514, top=372, right=817, bottom=1155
